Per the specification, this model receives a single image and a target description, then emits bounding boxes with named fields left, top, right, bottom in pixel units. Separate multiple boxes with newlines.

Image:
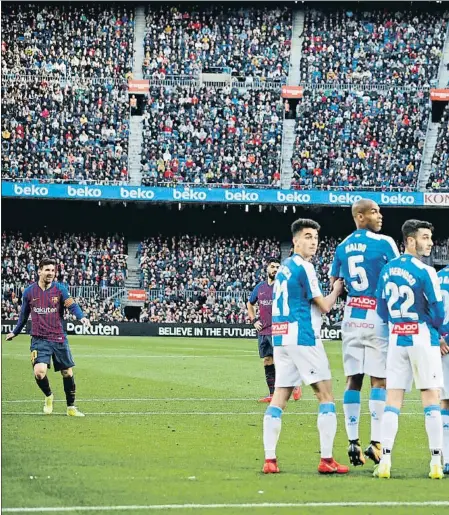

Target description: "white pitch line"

left=2, top=501, right=449, bottom=513
left=1, top=397, right=424, bottom=403
left=2, top=411, right=423, bottom=416
left=1, top=354, right=257, bottom=359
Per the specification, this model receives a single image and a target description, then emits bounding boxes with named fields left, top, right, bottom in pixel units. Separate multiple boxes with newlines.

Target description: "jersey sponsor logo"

left=259, top=299, right=273, bottom=306
left=33, top=306, right=58, bottom=315
left=272, top=322, right=289, bottom=335
left=343, top=321, right=375, bottom=330
left=347, top=296, right=377, bottom=310
left=392, top=322, right=419, bottom=335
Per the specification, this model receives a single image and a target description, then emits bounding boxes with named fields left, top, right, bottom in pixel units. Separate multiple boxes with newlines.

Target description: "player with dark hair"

left=330, top=199, right=399, bottom=467
left=6, top=258, right=91, bottom=417
left=248, top=260, right=302, bottom=403
left=262, top=218, right=348, bottom=475
left=375, top=219, right=445, bottom=479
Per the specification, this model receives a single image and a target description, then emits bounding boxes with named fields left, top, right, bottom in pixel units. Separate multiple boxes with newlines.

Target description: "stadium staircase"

left=128, top=117, right=143, bottom=186
left=132, top=6, right=146, bottom=79
left=123, top=242, right=145, bottom=307
left=288, top=9, right=305, bottom=86
left=417, top=22, right=449, bottom=191
left=280, top=9, right=304, bottom=189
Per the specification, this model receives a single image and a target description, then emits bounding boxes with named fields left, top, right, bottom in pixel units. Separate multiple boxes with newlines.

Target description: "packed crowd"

left=1, top=232, right=128, bottom=289
left=143, top=5, right=291, bottom=80
left=1, top=4, right=134, bottom=77
left=300, top=7, right=447, bottom=86
left=426, top=104, right=449, bottom=191
left=140, top=85, right=282, bottom=187
left=137, top=235, right=281, bottom=291
left=1, top=79, right=130, bottom=183
left=291, top=89, right=428, bottom=190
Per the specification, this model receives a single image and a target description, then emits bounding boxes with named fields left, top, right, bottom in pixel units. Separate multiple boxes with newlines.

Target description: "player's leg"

left=53, top=339, right=84, bottom=417
left=258, top=336, right=275, bottom=402
left=342, top=327, right=366, bottom=465
left=312, top=379, right=349, bottom=474
left=374, top=344, right=410, bottom=479
left=364, top=330, right=388, bottom=464
left=262, top=346, right=297, bottom=473
left=441, top=355, right=449, bottom=474
left=293, top=341, right=348, bottom=474
left=30, top=338, right=54, bottom=414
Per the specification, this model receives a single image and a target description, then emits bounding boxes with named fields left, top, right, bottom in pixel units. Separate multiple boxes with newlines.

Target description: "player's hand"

left=80, top=317, right=92, bottom=328
left=254, top=321, right=263, bottom=332
left=332, top=279, right=344, bottom=297
left=440, top=337, right=449, bottom=356
left=5, top=332, right=16, bottom=341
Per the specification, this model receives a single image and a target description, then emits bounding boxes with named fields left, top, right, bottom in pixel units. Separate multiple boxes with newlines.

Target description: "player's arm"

left=247, top=284, right=262, bottom=331
left=375, top=272, right=389, bottom=323
left=302, top=262, right=343, bottom=314
left=422, top=267, right=445, bottom=330
left=6, top=294, right=31, bottom=340
left=58, top=284, right=91, bottom=326
left=329, top=247, right=342, bottom=289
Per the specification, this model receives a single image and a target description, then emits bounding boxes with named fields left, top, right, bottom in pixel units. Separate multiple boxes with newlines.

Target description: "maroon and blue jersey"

left=13, top=282, right=84, bottom=343
left=249, top=281, right=274, bottom=335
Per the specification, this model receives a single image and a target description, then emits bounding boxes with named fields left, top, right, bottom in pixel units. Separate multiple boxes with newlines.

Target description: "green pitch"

left=2, top=336, right=448, bottom=515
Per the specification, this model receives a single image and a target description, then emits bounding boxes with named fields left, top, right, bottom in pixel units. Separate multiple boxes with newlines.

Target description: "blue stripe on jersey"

left=396, top=335, right=413, bottom=347
left=350, top=307, right=369, bottom=320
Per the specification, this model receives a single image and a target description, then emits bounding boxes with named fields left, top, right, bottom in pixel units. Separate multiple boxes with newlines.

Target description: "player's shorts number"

left=442, top=290, right=449, bottom=326
left=348, top=255, right=369, bottom=291
left=385, top=282, right=417, bottom=320
left=30, top=350, right=38, bottom=364
left=273, top=278, right=290, bottom=317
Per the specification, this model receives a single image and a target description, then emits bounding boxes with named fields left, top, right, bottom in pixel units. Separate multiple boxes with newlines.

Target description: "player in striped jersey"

left=375, top=220, right=445, bottom=479
left=6, top=258, right=91, bottom=416
left=330, top=199, right=399, bottom=467
left=437, top=265, right=449, bottom=474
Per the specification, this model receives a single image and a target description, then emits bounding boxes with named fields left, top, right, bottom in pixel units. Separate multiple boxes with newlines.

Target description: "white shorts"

left=274, top=340, right=331, bottom=387
left=386, top=342, right=443, bottom=392
left=442, top=354, right=449, bottom=401
left=341, top=299, right=388, bottom=378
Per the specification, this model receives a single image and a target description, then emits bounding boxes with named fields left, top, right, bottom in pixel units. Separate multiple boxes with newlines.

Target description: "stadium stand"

left=426, top=104, right=449, bottom=191
left=300, top=7, right=447, bottom=85
left=140, top=86, right=283, bottom=187
left=291, top=89, right=428, bottom=190
left=1, top=80, right=130, bottom=184
left=1, top=232, right=128, bottom=289
left=142, top=5, right=291, bottom=79
left=1, top=4, right=134, bottom=77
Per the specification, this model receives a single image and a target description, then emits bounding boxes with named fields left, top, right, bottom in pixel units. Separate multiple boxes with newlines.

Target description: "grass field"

left=2, top=335, right=448, bottom=515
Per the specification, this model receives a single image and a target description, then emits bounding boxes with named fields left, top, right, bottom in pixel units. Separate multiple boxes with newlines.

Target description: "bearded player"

left=248, top=259, right=301, bottom=403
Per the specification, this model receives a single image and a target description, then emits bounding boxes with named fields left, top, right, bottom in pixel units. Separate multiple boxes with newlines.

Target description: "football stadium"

left=1, top=1, right=449, bottom=514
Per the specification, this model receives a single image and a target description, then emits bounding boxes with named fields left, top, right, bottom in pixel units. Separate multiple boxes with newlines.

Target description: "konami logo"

left=272, top=322, right=289, bottom=335
left=348, top=296, right=377, bottom=310
left=392, top=322, right=419, bottom=335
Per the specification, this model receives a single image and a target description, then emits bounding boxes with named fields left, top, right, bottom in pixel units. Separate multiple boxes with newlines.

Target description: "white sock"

left=424, top=405, right=443, bottom=459
left=263, top=406, right=282, bottom=460
left=343, top=390, right=360, bottom=441
left=442, top=409, right=449, bottom=465
left=381, top=406, right=400, bottom=455
left=369, top=388, right=386, bottom=443
left=318, top=403, right=337, bottom=459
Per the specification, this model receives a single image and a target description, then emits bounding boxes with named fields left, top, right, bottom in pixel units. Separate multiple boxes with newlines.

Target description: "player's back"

left=272, top=254, right=322, bottom=347
left=378, top=255, right=443, bottom=346
left=332, top=229, right=399, bottom=300
left=438, top=265, right=449, bottom=335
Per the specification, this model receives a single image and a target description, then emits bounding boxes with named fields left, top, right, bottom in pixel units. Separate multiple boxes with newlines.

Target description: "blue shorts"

left=258, top=335, right=273, bottom=358
left=30, top=337, right=75, bottom=372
